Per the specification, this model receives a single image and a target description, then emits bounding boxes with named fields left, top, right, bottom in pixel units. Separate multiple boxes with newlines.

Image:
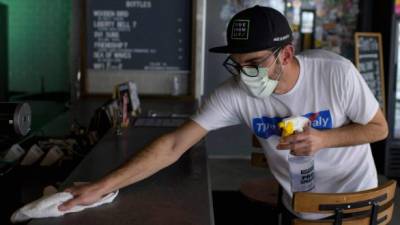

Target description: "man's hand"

left=276, top=109, right=387, bottom=155
left=276, top=126, right=326, bottom=156
left=58, top=182, right=105, bottom=211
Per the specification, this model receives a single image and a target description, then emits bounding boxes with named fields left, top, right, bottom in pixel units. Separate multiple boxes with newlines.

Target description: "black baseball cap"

left=210, top=5, right=293, bottom=54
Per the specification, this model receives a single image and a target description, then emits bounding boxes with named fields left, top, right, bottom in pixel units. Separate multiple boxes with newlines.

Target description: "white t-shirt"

left=192, top=49, right=379, bottom=219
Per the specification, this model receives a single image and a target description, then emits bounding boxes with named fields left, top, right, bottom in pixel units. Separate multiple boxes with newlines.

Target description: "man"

left=60, top=5, right=388, bottom=223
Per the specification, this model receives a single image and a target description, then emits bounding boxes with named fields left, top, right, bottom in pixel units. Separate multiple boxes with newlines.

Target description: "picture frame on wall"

left=354, top=32, right=386, bottom=115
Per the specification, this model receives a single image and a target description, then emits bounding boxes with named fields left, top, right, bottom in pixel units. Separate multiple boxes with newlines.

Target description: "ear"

left=280, top=44, right=295, bottom=66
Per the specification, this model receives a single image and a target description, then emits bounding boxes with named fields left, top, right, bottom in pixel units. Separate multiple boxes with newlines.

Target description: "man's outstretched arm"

left=59, top=120, right=207, bottom=211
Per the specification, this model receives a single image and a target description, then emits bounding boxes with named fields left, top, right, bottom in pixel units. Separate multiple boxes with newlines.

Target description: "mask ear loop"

left=268, top=49, right=283, bottom=82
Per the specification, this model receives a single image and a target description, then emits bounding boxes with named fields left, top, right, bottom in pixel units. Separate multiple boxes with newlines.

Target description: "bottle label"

left=289, top=155, right=315, bottom=192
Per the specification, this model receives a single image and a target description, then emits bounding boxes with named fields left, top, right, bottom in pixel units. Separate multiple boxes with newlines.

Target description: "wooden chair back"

left=292, top=180, right=397, bottom=225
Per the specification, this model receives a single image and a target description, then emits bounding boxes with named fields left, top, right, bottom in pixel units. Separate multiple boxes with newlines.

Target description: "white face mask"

left=240, top=53, right=282, bottom=98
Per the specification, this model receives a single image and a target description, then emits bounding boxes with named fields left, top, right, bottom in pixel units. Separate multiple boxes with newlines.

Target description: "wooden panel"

left=252, top=134, right=262, bottom=148
left=240, top=177, right=279, bottom=206
left=293, top=180, right=397, bottom=213
left=293, top=204, right=393, bottom=225
left=250, top=152, right=268, bottom=168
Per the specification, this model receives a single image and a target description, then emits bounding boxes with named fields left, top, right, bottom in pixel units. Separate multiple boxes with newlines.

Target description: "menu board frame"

left=354, top=32, right=386, bottom=115
left=80, top=0, right=196, bottom=99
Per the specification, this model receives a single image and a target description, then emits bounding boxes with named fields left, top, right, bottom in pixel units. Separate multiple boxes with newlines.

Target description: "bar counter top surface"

left=28, top=99, right=214, bottom=225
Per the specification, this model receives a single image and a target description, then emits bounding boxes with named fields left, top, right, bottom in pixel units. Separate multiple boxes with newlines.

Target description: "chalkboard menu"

left=354, top=32, right=385, bottom=113
left=87, top=0, right=191, bottom=71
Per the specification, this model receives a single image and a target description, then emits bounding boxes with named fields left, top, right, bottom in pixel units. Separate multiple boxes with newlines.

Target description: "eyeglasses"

left=223, top=48, right=281, bottom=77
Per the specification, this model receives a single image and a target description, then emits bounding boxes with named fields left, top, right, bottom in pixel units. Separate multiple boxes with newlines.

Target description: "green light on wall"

left=0, top=2, right=8, bottom=100
left=0, top=0, right=71, bottom=94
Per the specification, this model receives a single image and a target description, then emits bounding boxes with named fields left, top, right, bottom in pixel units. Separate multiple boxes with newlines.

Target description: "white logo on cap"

left=273, top=34, right=290, bottom=42
left=231, top=20, right=250, bottom=40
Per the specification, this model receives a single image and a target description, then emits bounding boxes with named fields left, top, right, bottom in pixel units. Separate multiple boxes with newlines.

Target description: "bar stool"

left=239, top=135, right=283, bottom=225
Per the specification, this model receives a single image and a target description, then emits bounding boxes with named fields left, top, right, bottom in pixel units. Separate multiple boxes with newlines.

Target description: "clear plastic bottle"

left=171, top=75, right=181, bottom=96
left=279, top=116, right=315, bottom=192
left=288, top=152, right=315, bottom=192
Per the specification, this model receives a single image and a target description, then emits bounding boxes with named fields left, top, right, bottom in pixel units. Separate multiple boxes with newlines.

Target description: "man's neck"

left=274, top=56, right=300, bottom=95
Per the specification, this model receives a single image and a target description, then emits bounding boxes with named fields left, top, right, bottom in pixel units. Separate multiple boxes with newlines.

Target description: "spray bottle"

left=278, top=116, right=315, bottom=192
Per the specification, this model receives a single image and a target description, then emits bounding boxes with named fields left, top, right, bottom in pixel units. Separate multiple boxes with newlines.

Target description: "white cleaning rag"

left=10, top=190, right=118, bottom=223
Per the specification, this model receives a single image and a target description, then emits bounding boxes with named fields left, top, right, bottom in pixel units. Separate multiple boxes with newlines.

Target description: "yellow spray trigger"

left=278, top=116, right=309, bottom=137
left=279, top=121, right=295, bottom=137
left=282, top=121, right=294, bottom=137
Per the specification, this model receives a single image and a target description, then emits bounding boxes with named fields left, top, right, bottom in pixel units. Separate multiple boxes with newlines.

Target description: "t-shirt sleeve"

left=339, top=63, right=380, bottom=125
left=191, top=82, right=241, bottom=131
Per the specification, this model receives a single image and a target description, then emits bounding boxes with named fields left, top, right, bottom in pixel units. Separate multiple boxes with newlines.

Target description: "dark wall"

left=358, top=0, right=395, bottom=173
left=204, top=0, right=256, bottom=157
left=372, top=0, right=394, bottom=106
left=374, top=0, right=394, bottom=174
left=358, top=0, right=394, bottom=113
